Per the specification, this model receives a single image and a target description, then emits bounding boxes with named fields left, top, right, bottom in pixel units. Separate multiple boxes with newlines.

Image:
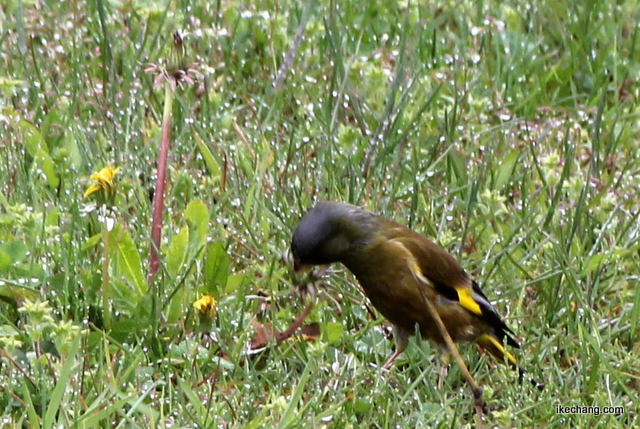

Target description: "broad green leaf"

left=193, top=131, right=221, bottom=177
left=0, top=324, right=20, bottom=337
left=40, top=155, right=59, bottom=188
left=225, top=272, right=247, bottom=294
left=494, top=149, right=519, bottom=191
left=21, top=119, right=44, bottom=158
left=202, top=241, right=229, bottom=297
left=63, top=131, right=83, bottom=168
left=165, top=284, right=184, bottom=324
left=354, top=399, right=371, bottom=414
left=110, top=278, right=138, bottom=317
left=166, top=226, right=188, bottom=278
left=109, top=319, right=140, bottom=343
left=20, top=119, right=60, bottom=188
left=82, top=233, right=103, bottom=251
left=184, top=199, right=209, bottom=260
left=0, top=240, right=27, bottom=264
left=325, top=322, right=344, bottom=344
left=45, top=207, right=60, bottom=227
left=0, top=250, right=12, bottom=272
left=14, top=263, right=46, bottom=281
left=113, top=224, right=147, bottom=297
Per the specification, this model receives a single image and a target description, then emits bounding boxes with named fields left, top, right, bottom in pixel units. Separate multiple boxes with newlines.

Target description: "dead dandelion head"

left=145, top=31, right=202, bottom=91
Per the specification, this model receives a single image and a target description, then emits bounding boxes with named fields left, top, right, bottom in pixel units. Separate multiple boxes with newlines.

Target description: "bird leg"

left=437, top=353, right=450, bottom=390
left=382, top=325, right=410, bottom=370
left=276, top=283, right=316, bottom=345
left=416, top=287, right=486, bottom=421
left=382, top=350, right=402, bottom=370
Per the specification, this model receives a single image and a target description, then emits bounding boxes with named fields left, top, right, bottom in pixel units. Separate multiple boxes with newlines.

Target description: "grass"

left=0, top=0, right=639, bottom=427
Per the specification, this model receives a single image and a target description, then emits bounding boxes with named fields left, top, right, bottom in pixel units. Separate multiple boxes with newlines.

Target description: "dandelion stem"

left=102, top=219, right=111, bottom=329
left=148, top=79, right=175, bottom=284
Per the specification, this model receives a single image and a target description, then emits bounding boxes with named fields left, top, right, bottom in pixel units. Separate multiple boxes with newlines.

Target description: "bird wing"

left=384, top=225, right=520, bottom=349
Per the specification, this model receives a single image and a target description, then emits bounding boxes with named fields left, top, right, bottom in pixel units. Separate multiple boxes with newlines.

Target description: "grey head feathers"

left=291, top=202, right=377, bottom=266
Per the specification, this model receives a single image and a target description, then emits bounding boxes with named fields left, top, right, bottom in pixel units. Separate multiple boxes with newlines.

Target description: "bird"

left=290, top=201, right=537, bottom=395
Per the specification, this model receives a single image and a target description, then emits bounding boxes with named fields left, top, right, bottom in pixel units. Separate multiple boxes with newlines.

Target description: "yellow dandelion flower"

left=193, top=294, right=217, bottom=318
left=84, top=166, right=121, bottom=198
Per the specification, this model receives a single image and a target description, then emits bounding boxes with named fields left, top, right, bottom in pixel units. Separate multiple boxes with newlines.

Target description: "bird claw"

left=473, top=390, right=487, bottom=427
left=294, top=281, right=317, bottom=303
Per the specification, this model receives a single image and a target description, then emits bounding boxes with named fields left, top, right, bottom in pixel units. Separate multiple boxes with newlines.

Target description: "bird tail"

left=476, top=334, right=518, bottom=368
left=475, top=334, right=544, bottom=390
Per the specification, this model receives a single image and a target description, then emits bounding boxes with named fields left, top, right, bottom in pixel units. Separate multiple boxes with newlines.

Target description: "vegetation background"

left=0, top=0, right=638, bottom=427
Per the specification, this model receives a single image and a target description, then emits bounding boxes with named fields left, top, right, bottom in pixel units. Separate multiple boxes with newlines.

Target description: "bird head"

left=291, top=202, right=376, bottom=271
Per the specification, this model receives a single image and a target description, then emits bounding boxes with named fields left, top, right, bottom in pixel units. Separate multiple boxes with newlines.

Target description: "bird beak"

left=297, top=263, right=331, bottom=278
left=285, top=250, right=329, bottom=276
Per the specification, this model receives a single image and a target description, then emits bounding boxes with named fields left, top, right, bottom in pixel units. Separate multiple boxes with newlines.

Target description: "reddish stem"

left=148, top=82, right=174, bottom=284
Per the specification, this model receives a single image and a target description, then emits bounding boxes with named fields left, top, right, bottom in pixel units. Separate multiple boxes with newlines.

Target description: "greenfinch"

left=291, top=201, right=532, bottom=382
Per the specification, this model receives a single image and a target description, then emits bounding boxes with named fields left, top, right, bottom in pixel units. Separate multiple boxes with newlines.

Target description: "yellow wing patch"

left=387, top=239, right=427, bottom=279
left=455, top=287, right=482, bottom=316
left=391, top=238, right=483, bottom=317
left=394, top=241, right=432, bottom=287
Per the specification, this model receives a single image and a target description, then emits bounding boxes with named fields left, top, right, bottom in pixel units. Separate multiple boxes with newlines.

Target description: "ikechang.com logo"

left=556, top=405, right=625, bottom=416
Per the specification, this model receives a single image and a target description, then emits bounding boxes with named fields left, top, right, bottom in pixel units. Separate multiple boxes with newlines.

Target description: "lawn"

left=0, top=0, right=638, bottom=427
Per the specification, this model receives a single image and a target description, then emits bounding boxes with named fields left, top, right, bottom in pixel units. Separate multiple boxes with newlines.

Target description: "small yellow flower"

left=193, top=294, right=217, bottom=318
left=84, top=166, right=121, bottom=198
